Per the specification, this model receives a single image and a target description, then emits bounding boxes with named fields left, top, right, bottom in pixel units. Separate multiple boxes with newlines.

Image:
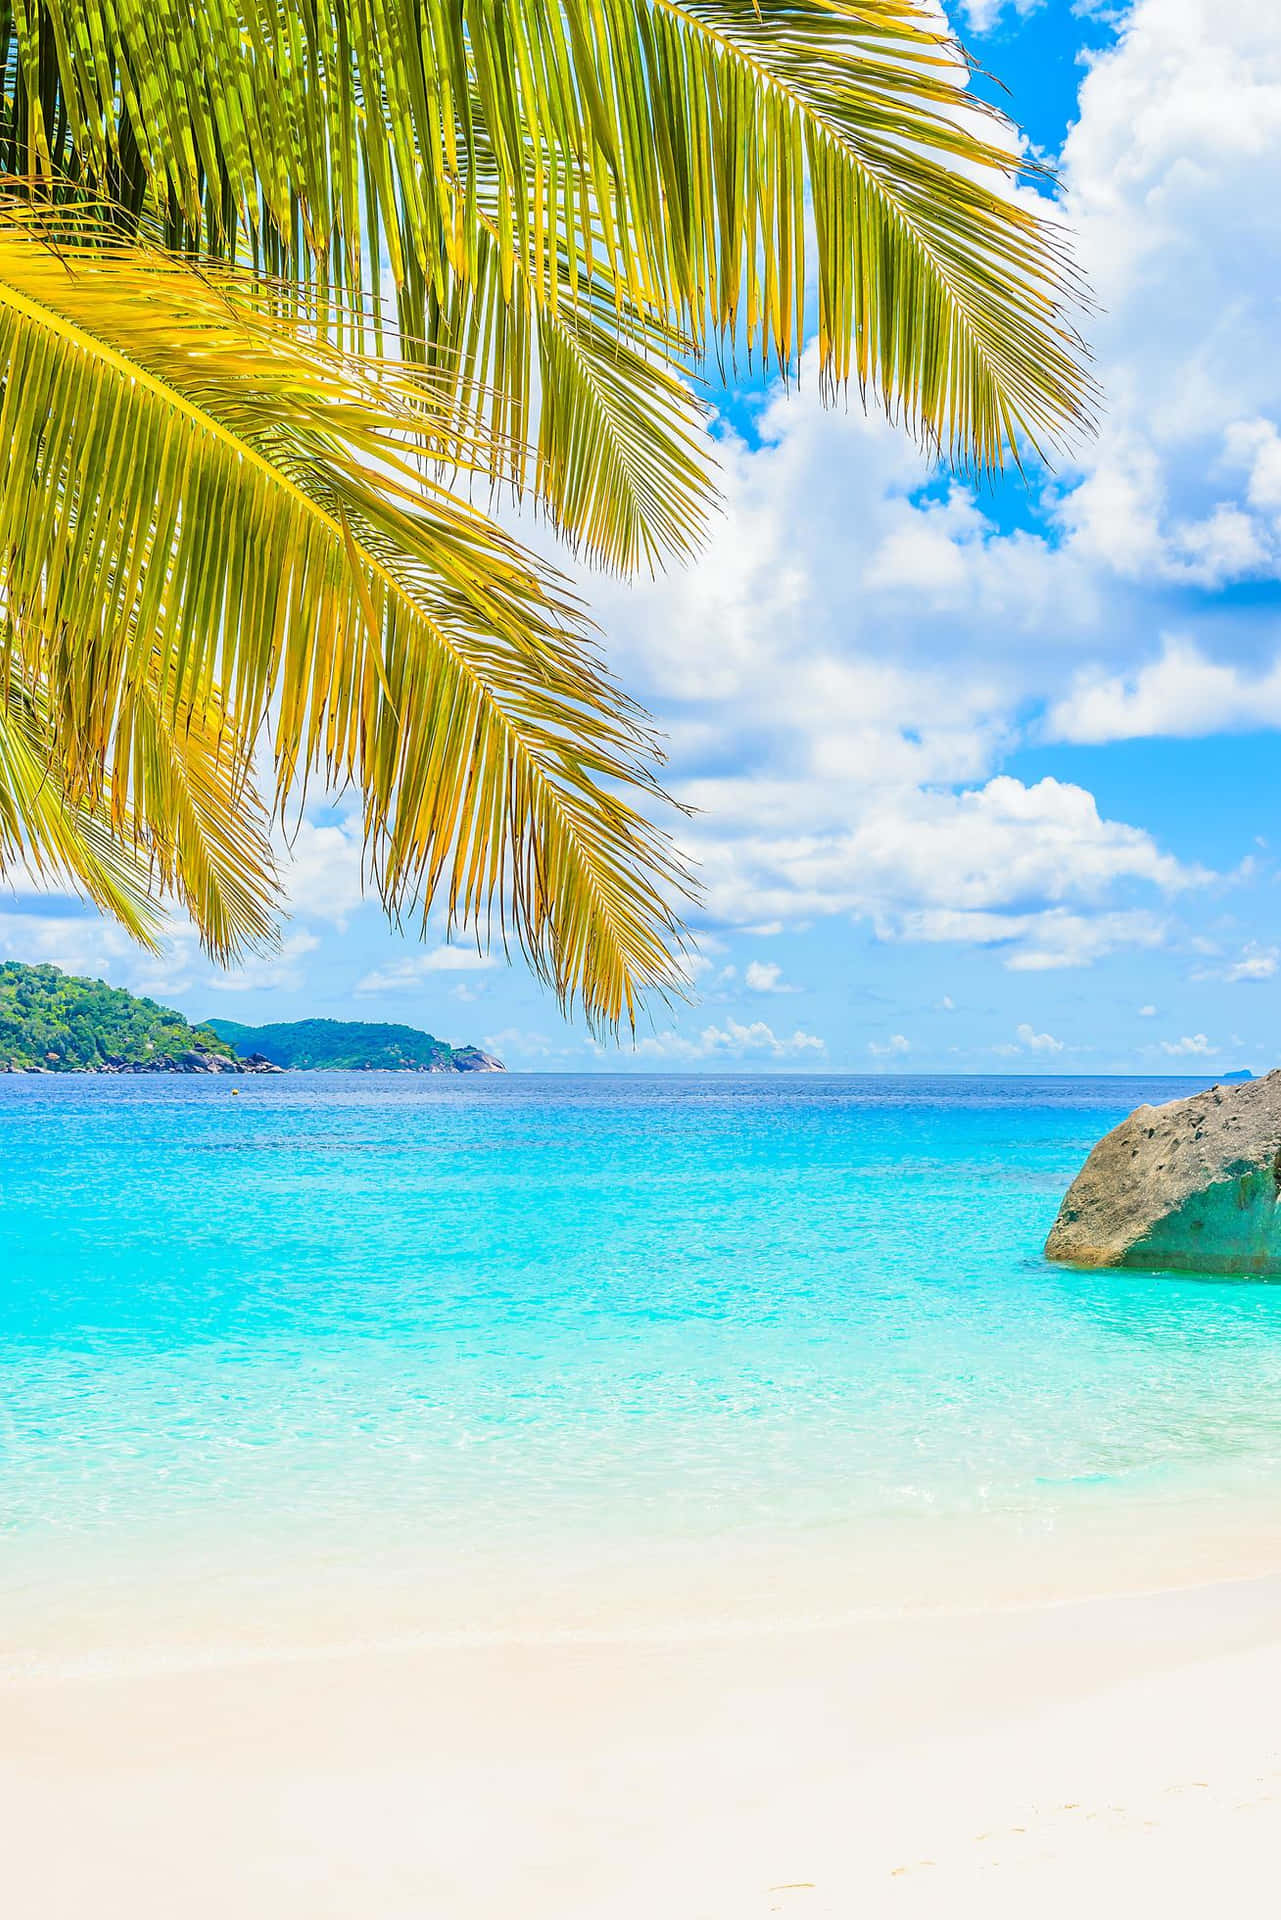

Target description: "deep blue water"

left=6, top=1073, right=1281, bottom=1616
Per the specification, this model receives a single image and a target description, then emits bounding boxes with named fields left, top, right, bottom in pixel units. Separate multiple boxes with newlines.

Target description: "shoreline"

left=9, top=1475, right=1281, bottom=1683
left=10, top=1549, right=1281, bottom=1685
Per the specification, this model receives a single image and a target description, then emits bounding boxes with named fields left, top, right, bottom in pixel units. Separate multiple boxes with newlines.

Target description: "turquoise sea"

left=7, top=1072, right=1281, bottom=1656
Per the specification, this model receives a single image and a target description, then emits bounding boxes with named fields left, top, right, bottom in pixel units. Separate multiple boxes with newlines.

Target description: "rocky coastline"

left=1, top=1045, right=283, bottom=1075
left=1, top=1044, right=506, bottom=1075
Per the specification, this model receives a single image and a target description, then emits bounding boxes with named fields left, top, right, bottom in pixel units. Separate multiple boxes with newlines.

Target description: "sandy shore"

left=4, top=1570, right=1281, bottom=1916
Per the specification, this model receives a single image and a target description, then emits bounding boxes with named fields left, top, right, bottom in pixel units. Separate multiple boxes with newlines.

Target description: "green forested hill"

left=0, top=963, right=503, bottom=1073
left=205, top=1018, right=503, bottom=1072
left=0, top=963, right=233, bottom=1071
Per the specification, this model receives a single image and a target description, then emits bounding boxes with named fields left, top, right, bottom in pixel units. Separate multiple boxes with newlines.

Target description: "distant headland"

left=205, top=1018, right=504, bottom=1074
left=0, top=963, right=504, bottom=1075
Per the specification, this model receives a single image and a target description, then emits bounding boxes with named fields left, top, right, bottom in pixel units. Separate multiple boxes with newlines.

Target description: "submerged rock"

left=1045, top=1070, right=1281, bottom=1275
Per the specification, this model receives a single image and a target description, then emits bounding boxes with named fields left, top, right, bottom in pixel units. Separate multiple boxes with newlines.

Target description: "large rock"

left=1045, top=1071, right=1281, bottom=1275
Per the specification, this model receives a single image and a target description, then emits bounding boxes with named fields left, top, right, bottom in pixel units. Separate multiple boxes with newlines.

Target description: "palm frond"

left=9, top=0, right=1095, bottom=471
left=0, top=655, right=161, bottom=941
left=1, top=648, right=282, bottom=962
left=107, top=666, right=282, bottom=964
left=0, top=206, right=690, bottom=1023
left=417, top=224, right=716, bottom=573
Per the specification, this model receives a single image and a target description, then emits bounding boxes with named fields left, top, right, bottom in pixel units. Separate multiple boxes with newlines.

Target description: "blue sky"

left=10, top=0, right=1281, bottom=1075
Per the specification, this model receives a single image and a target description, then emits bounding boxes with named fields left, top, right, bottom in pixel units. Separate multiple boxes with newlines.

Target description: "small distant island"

left=0, top=963, right=504, bottom=1074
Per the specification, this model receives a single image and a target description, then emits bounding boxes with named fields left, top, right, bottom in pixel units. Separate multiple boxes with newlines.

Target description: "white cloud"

left=202, top=932, right=320, bottom=994
left=1226, top=944, right=1279, bottom=981
left=884, top=905, right=1169, bottom=972
left=679, top=954, right=740, bottom=996
left=0, top=910, right=197, bottom=998
left=1004, top=909, right=1171, bottom=972
left=0, top=909, right=321, bottom=1001
left=274, top=814, right=368, bottom=927
left=482, top=1027, right=581, bottom=1063
left=958, top=0, right=1043, bottom=32
left=867, top=1033, right=911, bottom=1057
left=1016, top=1022, right=1065, bottom=1053
left=355, top=948, right=497, bottom=995
left=1047, top=638, right=1281, bottom=744
left=684, top=775, right=1203, bottom=966
left=1195, top=940, right=1280, bottom=983
left=1160, top=1033, right=1216, bottom=1056
left=1225, top=416, right=1281, bottom=512
left=1053, top=0, right=1281, bottom=604
left=744, top=959, right=800, bottom=993
left=634, top=1017, right=825, bottom=1061
left=1139, top=1004, right=1158, bottom=1016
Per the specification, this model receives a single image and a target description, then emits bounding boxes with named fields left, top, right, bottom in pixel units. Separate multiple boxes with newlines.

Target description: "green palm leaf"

left=417, top=224, right=716, bottom=573
left=13, top=0, right=1094, bottom=470
left=0, top=648, right=278, bottom=960
left=0, top=655, right=164, bottom=943
left=0, top=208, right=690, bottom=1023
left=107, top=665, right=282, bottom=964
left=0, top=2, right=1096, bottom=1019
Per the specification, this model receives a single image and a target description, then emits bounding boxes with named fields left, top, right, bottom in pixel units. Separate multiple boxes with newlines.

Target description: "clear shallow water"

left=7, top=1072, right=1281, bottom=1644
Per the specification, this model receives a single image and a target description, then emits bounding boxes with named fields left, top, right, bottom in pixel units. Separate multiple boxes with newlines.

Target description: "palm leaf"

left=106, top=664, right=282, bottom=963
left=0, top=205, right=690, bottom=1023
left=2, top=649, right=283, bottom=961
left=9, top=0, right=1095, bottom=471
left=416, top=223, right=716, bottom=573
left=0, top=655, right=161, bottom=943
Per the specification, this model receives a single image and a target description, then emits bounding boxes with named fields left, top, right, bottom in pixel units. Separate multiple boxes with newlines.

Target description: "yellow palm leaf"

left=0, top=654, right=246, bottom=951
left=0, top=210, right=691, bottom=1025
left=17, top=0, right=1095, bottom=470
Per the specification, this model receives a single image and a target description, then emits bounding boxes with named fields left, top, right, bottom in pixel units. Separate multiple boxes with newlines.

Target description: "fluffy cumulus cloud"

left=744, top=959, right=800, bottom=993
left=0, top=905, right=193, bottom=997
left=686, top=775, right=1202, bottom=966
left=1160, top=1033, right=1217, bottom=1056
left=1046, top=639, right=1281, bottom=744
left=1059, top=0, right=1281, bottom=571
left=0, top=900, right=324, bottom=1001
left=1016, top=1023, right=1065, bottom=1053
left=272, top=813, right=369, bottom=927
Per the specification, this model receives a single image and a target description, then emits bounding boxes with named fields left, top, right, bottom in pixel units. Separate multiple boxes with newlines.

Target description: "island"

left=0, top=963, right=504, bottom=1074
left=205, top=1018, right=504, bottom=1073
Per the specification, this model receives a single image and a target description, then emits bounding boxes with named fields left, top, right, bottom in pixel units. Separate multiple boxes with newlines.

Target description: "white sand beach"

left=5, top=1569, right=1281, bottom=1917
